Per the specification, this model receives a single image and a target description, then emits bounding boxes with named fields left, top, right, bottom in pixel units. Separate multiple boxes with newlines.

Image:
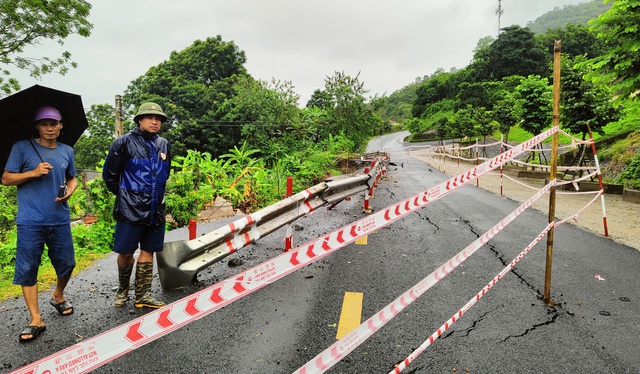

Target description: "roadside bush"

left=0, top=187, right=17, bottom=239
left=72, top=221, right=114, bottom=256
left=80, top=177, right=115, bottom=223
left=165, top=171, right=215, bottom=228
left=0, top=229, right=16, bottom=282
left=616, top=151, right=640, bottom=190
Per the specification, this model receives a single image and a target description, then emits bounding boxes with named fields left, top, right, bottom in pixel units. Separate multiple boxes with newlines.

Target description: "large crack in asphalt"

left=502, top=312, right=560, bottom=342
left=458, top=217, right=563, bottom=342
left=414, top=210, right=441, bottom=232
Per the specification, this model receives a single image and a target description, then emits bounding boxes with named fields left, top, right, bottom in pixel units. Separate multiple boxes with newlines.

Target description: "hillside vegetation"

left=527, top=0, right=612, bottom=34
left=376, top=0, right=640, bottom=190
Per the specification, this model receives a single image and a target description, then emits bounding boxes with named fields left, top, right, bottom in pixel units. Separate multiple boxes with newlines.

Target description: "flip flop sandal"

left=50, top=298, right=74, bottom=316
left=19, top=325, right=46, bottom=342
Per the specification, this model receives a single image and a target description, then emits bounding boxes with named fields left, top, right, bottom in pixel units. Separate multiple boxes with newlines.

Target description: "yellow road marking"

left=355, top=235, right=368, bottom=245
left=336, top=292, right=363, bottom=340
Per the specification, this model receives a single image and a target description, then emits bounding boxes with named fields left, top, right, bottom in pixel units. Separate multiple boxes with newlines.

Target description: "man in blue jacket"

left=103, top=102, right=171, bottom=309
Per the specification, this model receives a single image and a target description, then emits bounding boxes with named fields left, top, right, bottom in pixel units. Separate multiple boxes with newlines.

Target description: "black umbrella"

left=0, top=84, right=88, bottom=172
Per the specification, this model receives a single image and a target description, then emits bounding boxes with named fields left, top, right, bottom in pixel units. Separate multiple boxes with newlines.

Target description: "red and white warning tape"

left=391, top=187, right=605, bottom=373
left=293, top=180, right=555, bottom=374
left=390, top=220, right=555, bottom=373
left=11, top=127, right=557, bottom=374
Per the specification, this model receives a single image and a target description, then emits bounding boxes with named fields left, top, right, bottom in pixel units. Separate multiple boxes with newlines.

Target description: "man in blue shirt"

left=2, top=106, right=78, bottom=342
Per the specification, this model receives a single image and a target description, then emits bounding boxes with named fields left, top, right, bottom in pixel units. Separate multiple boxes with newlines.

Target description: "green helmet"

left=134, top=102, right=167, bottom=124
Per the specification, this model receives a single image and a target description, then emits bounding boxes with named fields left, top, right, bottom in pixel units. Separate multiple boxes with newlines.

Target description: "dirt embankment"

left=411, top=150, right=640, bottom=251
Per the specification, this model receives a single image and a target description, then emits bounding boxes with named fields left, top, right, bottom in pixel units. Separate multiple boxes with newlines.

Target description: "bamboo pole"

left=543, top=40, right=561, bottom=306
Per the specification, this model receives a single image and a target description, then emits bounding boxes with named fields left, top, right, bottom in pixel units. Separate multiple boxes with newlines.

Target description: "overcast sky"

left=11, top=0, right=590, bottom=110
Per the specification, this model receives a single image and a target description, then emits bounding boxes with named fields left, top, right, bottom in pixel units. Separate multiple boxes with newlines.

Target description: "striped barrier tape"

left=12, top=128, right=556, bottom=374
left=390, top=221, right=555, bottom=373
left=293, top=180, right=555, bottom=374
left=391, top=187, right=604, bottom=373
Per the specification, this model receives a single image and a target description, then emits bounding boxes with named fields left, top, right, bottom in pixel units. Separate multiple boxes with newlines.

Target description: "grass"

left=0, top=251, right=110, bottom=302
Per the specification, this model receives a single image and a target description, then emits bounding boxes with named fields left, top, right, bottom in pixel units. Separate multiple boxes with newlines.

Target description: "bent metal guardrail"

left=157, top=153, right=389, bottom=289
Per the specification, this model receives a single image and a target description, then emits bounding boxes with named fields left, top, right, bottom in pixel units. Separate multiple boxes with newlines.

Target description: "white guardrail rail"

left=157, top=152, right=389, bottom=289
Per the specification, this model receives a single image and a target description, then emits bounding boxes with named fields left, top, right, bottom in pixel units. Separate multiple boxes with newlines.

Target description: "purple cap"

left=34, top=106, right=62, bottom=122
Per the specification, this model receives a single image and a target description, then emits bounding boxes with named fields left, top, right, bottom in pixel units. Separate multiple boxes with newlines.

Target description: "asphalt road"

left=1, top=132, right=639, bottom=373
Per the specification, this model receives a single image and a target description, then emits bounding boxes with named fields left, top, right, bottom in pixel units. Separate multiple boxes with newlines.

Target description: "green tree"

left=492, top=94, right=522, bottom=142
left=560, top=54, right=620, bottom=138
left=454, top=81, right=505, bottom=111
left=468, top=36, right=494, bottom=81
left=412, top=69, right=467, bottom=118
left=536, top=24, right=607, bottom=62
left=435, top=116, right=450, bottom=144
left=452, top=105, right=476, bottom=140
left=74, top=104, right=117, bottom=170
left=298, top=106, right=328, bottom=144
left=123, top=36, right=250, bottom=158
left=471, top=25, right=547, bottom=82
left=472, top=106, right=495, bottom=144
left=515, top=75, right=552, bottom=136
left=323, top=71, right=382, bottom=148
left=306, top=89, right=332, bottom=109
left=0, top=0, right=92, bottom=94
left=515, top=75, right=553, bottom=164
left=220, top=76, right=300, bottom=162
left=405, top=117, right=425, bottom=136
left=581, top=0, right=640, bottom=103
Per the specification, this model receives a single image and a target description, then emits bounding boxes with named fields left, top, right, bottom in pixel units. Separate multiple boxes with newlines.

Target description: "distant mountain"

left=526, top=0, right=612, bottom=34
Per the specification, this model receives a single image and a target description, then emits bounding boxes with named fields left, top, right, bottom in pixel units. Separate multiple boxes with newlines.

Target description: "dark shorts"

left=14, top=225, right=75, bottom=286
left=113, top=221, right=165, bottom=254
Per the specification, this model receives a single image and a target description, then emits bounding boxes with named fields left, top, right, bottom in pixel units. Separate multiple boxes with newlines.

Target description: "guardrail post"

left=476, top=138, right=480, bottom=187
left=284, top=176, right=294, bottom=251
left=188, top=218, right=197, bottom=240
left=363, top=193, right=372, bottom=213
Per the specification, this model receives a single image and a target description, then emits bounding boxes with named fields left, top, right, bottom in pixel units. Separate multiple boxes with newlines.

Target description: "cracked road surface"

left=1, top=132, right=639, bottom=373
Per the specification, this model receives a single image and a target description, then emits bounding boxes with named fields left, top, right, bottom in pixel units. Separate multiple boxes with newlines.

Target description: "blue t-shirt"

left=4, top=139, right=76, bottom=225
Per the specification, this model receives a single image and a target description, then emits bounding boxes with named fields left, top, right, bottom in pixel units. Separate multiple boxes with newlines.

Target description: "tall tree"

left=123, top=35, right=250, bottom=158
left=306, top=89, right=332, bottom=109
left=560, top=54, right=619, bottom=138
left=516, top=75, right=553, bottom=136
left=323, top=71, right=382, bottom=148
left=471, top=25, right=547, bottom=82
left=493, top=94, right=522, bottom=142
left=454, top=81, right=505, bottom=111
left=515, top=75, right=553, bottom=164
left=73, top=104, right=117, bottom=170
left=220, top=76, right=300, bottom=161
left=581, top=0, right=640, bottom=103
left=435, top=116, right=450, bottom=144
left=536, top=24, right=607, bottom=62
left=0, top=0, right=92, bottom=94
left=452, top=105, right=477, bottom=140
left=472, top=106, right=495, bottom=144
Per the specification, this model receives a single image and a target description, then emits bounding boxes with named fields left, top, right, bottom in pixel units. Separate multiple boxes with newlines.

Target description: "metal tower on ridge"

left=496, top=0, right=504, bottom=34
